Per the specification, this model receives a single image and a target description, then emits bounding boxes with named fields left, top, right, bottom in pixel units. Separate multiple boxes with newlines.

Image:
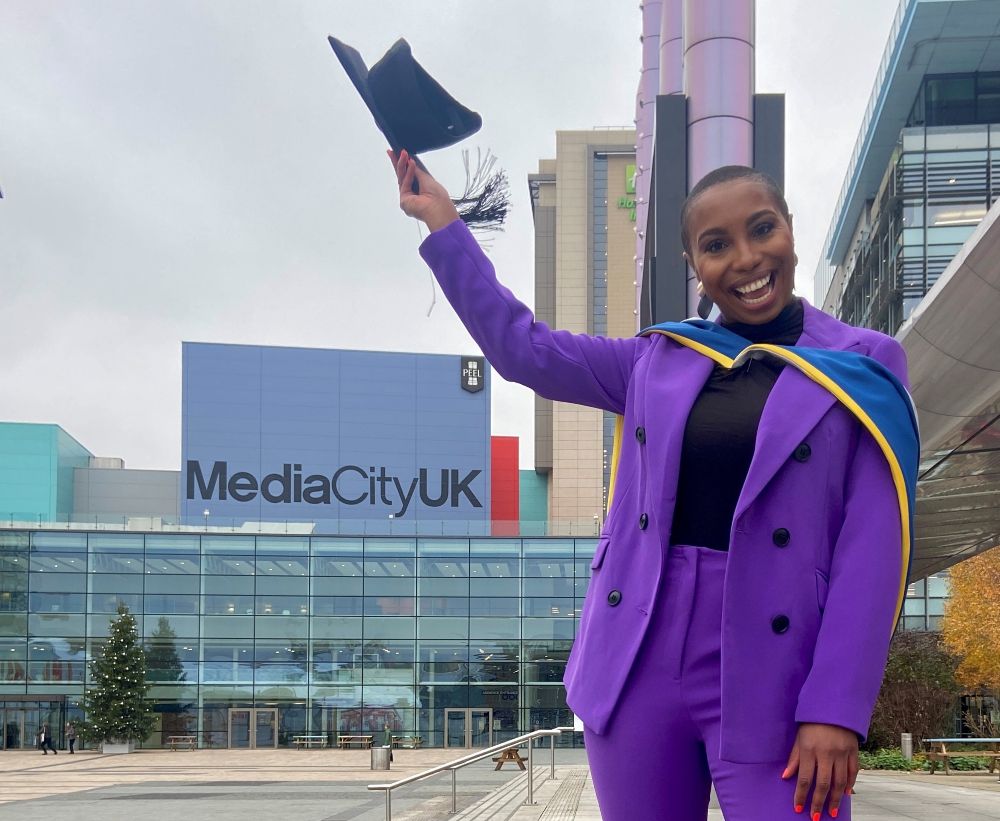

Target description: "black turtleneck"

left=669, top=298, right=804, bottom=551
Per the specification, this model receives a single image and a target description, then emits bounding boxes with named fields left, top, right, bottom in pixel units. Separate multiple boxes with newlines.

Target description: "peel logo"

left=461, top=356, right=484, bottom=393
left=186, top=461, right=482, bottom=517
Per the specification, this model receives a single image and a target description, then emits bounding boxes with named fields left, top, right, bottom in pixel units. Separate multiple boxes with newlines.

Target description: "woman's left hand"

left=782, top=722, right=858, bottom=819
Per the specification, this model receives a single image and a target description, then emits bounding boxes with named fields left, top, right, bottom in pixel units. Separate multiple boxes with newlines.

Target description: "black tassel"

left=451, top=148, right=510, bottom=232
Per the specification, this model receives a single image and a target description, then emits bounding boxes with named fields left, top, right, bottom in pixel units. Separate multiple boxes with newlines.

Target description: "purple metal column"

left=634, top=0, right=661, bottom=330
left=683, top=0, right=755, bottom=314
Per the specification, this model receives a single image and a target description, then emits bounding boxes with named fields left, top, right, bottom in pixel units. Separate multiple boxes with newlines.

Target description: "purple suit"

left=420, top=221, right=905, bottom=770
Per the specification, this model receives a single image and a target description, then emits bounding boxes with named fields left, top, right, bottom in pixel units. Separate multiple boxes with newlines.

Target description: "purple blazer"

left=420, top=220, right=907, bottom=764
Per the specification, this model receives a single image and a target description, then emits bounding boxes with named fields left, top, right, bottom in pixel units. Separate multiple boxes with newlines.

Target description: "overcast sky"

left=0, top=0, right=901, bottom=471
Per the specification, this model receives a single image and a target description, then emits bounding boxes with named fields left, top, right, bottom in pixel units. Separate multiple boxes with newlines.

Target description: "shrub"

left=858, top=748, right=920, bottom=771
left=866, top=631, right=960, bottom=751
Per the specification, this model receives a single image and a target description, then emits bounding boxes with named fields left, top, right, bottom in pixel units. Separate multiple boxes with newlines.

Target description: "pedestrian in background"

left=66, top=721, right=76, bottom=754
left=39, top=723, right=57, bottom=755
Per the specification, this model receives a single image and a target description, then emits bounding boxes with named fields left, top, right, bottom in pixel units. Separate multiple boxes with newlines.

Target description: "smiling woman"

left=392, top=150, right=919, bottom=821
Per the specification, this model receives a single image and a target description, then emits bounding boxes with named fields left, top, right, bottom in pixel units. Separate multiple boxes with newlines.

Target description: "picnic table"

left=391, top=735, right=423, bottom=749
left=337, top=734, right=374, bottom=749
left=292, top=734, right=328, bottom=749
left=492, top=747, right=527, bottom=770
left=923, top=737, right=1000, bottom=777
left=166, top=735, right=197, bottom=751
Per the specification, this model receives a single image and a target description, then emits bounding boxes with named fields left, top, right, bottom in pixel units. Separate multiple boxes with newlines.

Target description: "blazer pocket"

left=815, top=569, right=830, bottom=615
left=590, top=536, right=612, bottom=571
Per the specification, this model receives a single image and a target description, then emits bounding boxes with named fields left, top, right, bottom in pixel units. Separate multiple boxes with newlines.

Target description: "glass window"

left=928, top=574, right=950, bottom=597
left=926, top=201, right=985, bottom=227
left=204, top=594, right=254, bottom=616
left=30, top=533, right=86, bottom=551
left=901, top=199, right=924, bottom=227
left=363, top=617, right=414, bottom=640
left=903, top=598, right=926, bottom=616
left=257, top=555, right=308, bottom=577
left=925, top=77, right=976, bottom=127
left=144, top=554, right=200, bottom=574
left=417, top=577, right=468, bottom=597
left=143, top=595, right=199, bottom=615
left=417, top=618, right=468, bottom=640
left=202, top=536, right=256, bottom=553
left=310, top=537, right=363, bottom=556
left=29, top=592, right=85, bottom=613
left=30, top=553, right=86, bottom=573
left=311, top=576, right=362, bottom=596
left=202, top=575, right=254, bottom=596
left=471, top=576, right=519, bottom=597
left=363, top=539, right=416, bottom=557
left=311, top=596, right=362, bottom=616
left=143, top=575, right=199, bottom=595
left=418, top=597, right=470, bottom=617
left=311, top=558, right=363, bottom=577
left=469, top=599, right=519, bottom=617
left=470, top=539, right=519, bottom=556
left=202, top=555, right=254, bottom=575
left=417, top=539, right=470, bottom=557
left=255, top=575, right=308, bottom=596
left=470, top=618, right=519, bottom=640
left=255, top=597, right=310, bottom=617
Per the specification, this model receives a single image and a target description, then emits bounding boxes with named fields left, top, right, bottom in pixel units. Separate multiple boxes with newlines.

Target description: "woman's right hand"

left=388, top=149, right=461, bottom=233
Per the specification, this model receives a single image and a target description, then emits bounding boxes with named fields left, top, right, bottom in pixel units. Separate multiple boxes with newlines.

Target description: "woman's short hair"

left=680, top=165, right=790, bottom=257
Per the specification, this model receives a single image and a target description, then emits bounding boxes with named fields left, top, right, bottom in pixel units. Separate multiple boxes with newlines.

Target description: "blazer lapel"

left=642, top=340, right=715, bottom=540
left=733, top=301, right=861, bottom=520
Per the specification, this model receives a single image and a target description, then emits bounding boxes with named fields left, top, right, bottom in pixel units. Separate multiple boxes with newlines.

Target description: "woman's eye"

left=704, top=239, right=725, bottom=253
left=753, top=222, right=774, bottom=238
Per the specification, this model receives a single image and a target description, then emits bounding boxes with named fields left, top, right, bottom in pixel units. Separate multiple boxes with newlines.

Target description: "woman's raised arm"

left=390, top=150, right=644, bottom=413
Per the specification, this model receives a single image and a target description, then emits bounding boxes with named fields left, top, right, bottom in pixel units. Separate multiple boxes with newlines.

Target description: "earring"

left=696, top=280, right=705, bottom=297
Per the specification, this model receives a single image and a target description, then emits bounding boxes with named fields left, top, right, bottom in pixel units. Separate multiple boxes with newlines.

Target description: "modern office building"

left=529, top=129, right=637, bottom=523
left=0, top=528, right=594, bottom=750
left=0, top=340, right=572, bottom=750
left=815, top=0, right=1000, bottom=335
left=813, top=0, right=1000, bottom=630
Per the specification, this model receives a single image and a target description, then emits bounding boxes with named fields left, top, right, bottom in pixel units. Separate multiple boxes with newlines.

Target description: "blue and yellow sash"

left=610, top=319, right=920, bottom=633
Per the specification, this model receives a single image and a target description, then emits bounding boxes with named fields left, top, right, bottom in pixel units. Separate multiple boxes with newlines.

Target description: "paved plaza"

left=0, top=748, right=998, bottom=820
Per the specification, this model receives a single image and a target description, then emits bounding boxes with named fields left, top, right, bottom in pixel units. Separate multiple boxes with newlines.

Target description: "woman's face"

left=684, top=179, right=796, bottom=325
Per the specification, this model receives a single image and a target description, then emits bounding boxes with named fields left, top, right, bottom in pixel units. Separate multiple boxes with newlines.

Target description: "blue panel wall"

left=181, top=343, right=491, bottom=533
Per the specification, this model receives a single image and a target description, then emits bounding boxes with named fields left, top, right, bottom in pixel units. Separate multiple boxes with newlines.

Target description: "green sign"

left=626, top=164, right=636, bottom=194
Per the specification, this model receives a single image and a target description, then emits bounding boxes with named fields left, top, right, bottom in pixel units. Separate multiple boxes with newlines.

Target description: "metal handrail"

left=368, top=725, right=580, bottom=820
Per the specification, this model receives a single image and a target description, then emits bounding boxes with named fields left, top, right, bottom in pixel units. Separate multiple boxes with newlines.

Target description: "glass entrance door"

left=254, top=709, right=276, bottom=748
left=229, top=709, right=251, bottom=748
left=0, top=707, right=39, bottom=750
left=444, top=708, right=493, bottom=748
left=228, top=708, right=278, bottom=749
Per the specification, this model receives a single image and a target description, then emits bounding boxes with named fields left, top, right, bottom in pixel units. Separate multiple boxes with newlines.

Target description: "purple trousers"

left=584, top=545, right=851, bottom=821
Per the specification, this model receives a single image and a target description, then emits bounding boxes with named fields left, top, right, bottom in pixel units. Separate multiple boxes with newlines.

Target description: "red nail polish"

left=812, top=813, right=820, bottom=821
left=795, top=806, right=804, bottom=814
left=831, top=809, right=839, bottom=818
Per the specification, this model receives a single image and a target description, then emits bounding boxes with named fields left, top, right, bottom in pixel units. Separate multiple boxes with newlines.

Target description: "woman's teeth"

left=735, top=272, right=774, bottom=304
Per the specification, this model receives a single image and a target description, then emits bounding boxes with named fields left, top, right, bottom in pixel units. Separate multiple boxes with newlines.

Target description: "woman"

left=389, top=151, right=913, bottom=821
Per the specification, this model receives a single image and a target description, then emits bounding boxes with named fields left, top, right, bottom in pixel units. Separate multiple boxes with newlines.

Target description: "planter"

left=101, top=740, right=135, bottom=755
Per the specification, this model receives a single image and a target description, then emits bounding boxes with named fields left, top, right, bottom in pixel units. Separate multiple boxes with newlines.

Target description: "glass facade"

left=835, top=122, right=1000, bottom=335
left=0, top=529, right=595, bottom=749
left=901, top=570, right=950, bottom=632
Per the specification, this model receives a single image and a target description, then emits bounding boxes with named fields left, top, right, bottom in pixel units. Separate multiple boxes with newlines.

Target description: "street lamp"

left=203, top=509, right=210, bottom=529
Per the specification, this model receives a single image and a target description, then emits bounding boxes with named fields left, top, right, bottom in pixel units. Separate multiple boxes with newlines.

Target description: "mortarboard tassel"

left=452, top=148, right=509, bottom=232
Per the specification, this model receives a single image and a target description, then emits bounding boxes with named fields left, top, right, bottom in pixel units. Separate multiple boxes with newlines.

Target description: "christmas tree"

left=146, top=617, right=186, bottom=683
left=82, top=603, right=154, bottom=745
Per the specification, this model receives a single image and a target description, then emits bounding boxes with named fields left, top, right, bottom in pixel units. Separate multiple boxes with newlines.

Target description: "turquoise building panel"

left=0, top=424, right=91, bottom=522
left=519, top=470, right=548, bottom=532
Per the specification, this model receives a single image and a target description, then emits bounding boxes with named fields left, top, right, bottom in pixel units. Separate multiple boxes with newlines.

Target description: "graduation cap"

left=328, top=36, right=508, bottom=231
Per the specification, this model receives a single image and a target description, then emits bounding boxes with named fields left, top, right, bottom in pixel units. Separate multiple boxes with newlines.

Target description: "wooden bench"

left=924, top=738, right=1000, bottom=775
left=391, top=735, right=423, bottom=749
left=492, top=747, right=527, bottom=770
left=337, top=734, right=374, bottom=749
left=166, top=735, right=197, bottom=751
left=292, top=735, right=328, bottom=749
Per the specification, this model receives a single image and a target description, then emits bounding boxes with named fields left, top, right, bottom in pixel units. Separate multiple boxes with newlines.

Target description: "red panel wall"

left=490, top=436, right=520, bottom=536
